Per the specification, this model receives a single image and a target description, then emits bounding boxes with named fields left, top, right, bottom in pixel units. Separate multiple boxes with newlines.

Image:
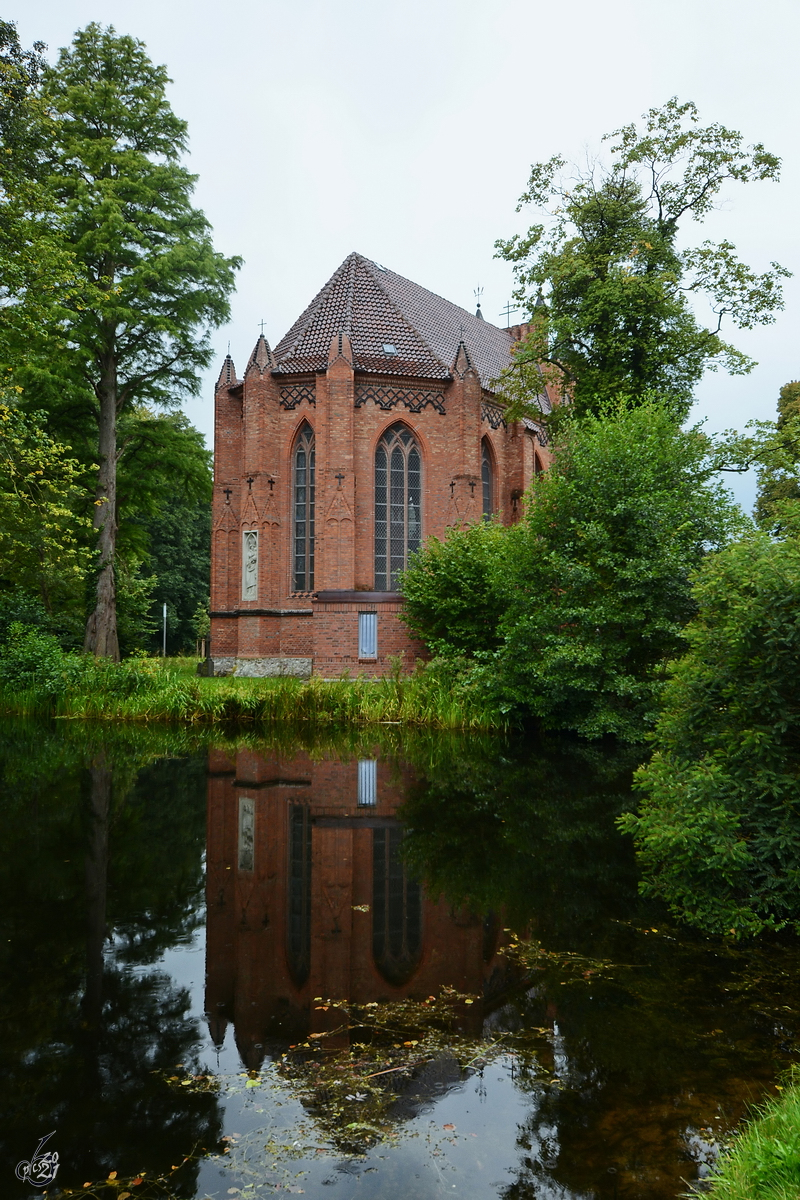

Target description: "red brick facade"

left=209, top=254, right=553, bottom=677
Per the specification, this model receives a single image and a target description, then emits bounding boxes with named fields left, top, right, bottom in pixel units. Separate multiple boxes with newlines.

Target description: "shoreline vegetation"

left=0, top=641, right=507, bottom=730
left=704, top=1069, right=800, bottom=1198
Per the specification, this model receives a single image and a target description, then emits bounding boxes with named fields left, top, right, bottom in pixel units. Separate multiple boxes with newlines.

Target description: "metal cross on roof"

left=258, top=319, right=266, bottom=335
left=501, top=301, right=521, bottom=326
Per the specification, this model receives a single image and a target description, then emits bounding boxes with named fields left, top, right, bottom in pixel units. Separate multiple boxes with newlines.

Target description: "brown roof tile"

left=273, top=252, right=516, bottom=389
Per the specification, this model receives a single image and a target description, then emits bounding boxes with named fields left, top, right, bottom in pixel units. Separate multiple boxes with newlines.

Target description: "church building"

left=209, top=252, right=552, bottom=677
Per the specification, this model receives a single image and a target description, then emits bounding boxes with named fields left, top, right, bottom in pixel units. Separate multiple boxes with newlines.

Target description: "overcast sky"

left=17, top=0, right=800, bottom=511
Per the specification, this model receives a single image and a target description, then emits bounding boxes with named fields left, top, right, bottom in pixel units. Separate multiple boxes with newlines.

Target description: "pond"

left=1, top=720, right=798, bottom=1199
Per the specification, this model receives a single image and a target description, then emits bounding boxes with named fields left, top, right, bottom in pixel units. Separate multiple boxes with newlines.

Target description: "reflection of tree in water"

left=398, top=730, right=800, bottom=1199
left=0, top=721, right=222, bottom=1196
left=400, top=731, right=642, bottom=948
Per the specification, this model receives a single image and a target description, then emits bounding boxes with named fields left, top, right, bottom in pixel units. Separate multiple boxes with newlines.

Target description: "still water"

left=1, top=720, right=798, bottom=1199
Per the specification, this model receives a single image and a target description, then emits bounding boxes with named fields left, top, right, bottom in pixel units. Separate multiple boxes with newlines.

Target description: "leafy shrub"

left=400, top=520, right=510, bottom=657
left=620, top=525, right=800, bottom=935
left=493, top=400, right=745, bottom=739
left=0, top=622, right=79, bottom=698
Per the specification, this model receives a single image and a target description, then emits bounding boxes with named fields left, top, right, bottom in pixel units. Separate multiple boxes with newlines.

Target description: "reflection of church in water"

left=205, top=748, right=509, bottom=1068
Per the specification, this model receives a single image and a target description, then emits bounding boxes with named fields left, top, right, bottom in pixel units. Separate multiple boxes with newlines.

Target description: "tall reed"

left=0, top=653, right=507, bottom=730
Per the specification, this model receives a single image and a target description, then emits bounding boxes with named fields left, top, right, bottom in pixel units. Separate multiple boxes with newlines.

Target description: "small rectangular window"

left=358, top=759, right=377, bottom=806
left=358, top=612, right=378, bottom=658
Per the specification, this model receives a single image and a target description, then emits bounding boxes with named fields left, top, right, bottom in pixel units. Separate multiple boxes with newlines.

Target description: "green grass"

left=0, top=655, right=507, bottom=730
left=703, top=1070, right=800, bottom=1199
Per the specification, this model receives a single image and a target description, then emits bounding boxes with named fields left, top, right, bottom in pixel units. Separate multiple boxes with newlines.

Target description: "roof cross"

left=258, top=319, right=266, bottom=336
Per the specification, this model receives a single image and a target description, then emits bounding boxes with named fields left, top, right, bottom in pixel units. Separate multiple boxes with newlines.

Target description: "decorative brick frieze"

left=278, top=382, right=316, bottom=410
left=481, top=401, right=506, bottom=429
left=354, top=382, right=446, bottom=415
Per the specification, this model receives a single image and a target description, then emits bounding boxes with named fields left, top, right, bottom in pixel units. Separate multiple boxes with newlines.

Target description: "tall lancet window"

left=374, top=423, right=421, bottom=590
left=482, top=439, right=494, bottom=519
left=293, top=423, right=315, bottom=592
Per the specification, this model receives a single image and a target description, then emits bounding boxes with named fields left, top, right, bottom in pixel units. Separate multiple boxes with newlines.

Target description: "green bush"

left=0, top=622, right=79, bottom=698
left=620, top=524, right=800, bottom=935
left=400, top=519, right=510, bottom=657
left=493, top=400, right=745, bottom=740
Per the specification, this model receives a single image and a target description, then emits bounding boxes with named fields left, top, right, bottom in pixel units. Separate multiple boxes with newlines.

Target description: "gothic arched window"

left=372, top=826, right=422, bottom=987
left=293, top=424, right=315, bottom=592
left=481, top=439, right=494, bottom=519
left=375, top=423, right=421, bottom=590
left=287, top=804, right=311, bottom=987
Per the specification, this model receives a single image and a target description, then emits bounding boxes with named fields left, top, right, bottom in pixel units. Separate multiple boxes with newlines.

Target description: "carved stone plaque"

left=242, top=529, right=258, bottom=600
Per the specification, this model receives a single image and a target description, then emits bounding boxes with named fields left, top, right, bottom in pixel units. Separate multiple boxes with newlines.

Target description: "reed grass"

left=701, top=1070, right=800, bottom=1199
left=0, top=654, right=507, bottom=730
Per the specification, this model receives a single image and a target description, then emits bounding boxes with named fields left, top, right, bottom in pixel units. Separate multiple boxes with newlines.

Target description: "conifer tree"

left=40, top=24, right=240, bottom=659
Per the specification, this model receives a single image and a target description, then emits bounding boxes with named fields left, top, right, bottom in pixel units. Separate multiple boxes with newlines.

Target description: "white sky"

left=18, top=0, right=800, bottom=511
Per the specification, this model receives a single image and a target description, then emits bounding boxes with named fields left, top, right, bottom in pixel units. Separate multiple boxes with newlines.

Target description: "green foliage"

left=141, top=496, right=211, bottom=655
left=621, top=530, right=800, bottom=936
left=400, top=519, right=508, bottom=656
left=0, top=402, right=91, bottom=623
left=191, top=599, right=210, bottom=642
left=37, top=23, right=241, bottom=411
left=706, top=1069, right=800, bottom=1198
left=496, top=98, right=789, bottom=420
left=0, top=650, right=506, bottom=729
left=755, top=381, right=800, bottom=528
left=4, top=23, right=241, bottom=657
left=0, top=23, right=81, bottom=371
left=490, top=400, right=746, bottom=739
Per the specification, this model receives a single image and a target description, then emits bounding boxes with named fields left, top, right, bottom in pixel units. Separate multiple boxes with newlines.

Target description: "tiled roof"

left=273, top=252, right=516, bottom=389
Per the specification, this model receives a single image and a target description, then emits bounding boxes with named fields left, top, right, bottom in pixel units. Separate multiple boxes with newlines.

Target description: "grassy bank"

left=0, top=637, right=506, bottom=729
left=705, top=1070, right=800, bottom=1198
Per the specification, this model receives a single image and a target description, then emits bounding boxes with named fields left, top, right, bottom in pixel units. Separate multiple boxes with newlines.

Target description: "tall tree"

left=496, top=99, right=789, bottom=420
left=39, top=24, right=240, bottom=659
left=0, top=21, right=78, bottom=370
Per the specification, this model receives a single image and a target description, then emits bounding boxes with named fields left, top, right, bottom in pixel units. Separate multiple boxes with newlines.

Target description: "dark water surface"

left=1, top=720, right=798, bottom=1199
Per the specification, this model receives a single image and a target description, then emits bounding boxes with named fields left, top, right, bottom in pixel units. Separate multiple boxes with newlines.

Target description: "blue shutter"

left=358, top=612, right=378, bottom=658
left=357, top=759, right=377, bottom=806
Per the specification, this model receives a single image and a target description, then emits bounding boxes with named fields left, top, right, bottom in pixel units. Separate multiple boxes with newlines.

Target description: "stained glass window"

left=374, top=423, right=421, bottom=590
left=293, top=424, right=315, bottom=591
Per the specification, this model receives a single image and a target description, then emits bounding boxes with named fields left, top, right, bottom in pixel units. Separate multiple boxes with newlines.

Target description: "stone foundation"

left=208, top=656, right=312, bottom=679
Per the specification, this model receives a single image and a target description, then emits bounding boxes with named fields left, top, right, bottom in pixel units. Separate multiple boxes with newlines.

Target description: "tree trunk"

left=82, top=754, right=111, bottom=1035
left=84, top=349, right=120, bottom=660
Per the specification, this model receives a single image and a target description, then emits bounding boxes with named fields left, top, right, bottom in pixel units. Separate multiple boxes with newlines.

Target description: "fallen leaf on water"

left=120, top=1194, right=131, bottom=1199
left=108, top=1171, right=118, bottom=1180
left=245, top=1078, right=261, bottom=1088
left=443, top=1124, right=455, bottom=1130
left=131, top=1177, right=144, bottom=1186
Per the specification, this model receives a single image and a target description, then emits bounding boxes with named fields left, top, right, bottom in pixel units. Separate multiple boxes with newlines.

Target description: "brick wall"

left=210, top=330, right=552, bottom=674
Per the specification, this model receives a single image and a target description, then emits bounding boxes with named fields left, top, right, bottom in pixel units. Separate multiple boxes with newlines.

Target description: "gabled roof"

left=273, top=252, right=516, bottom=388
